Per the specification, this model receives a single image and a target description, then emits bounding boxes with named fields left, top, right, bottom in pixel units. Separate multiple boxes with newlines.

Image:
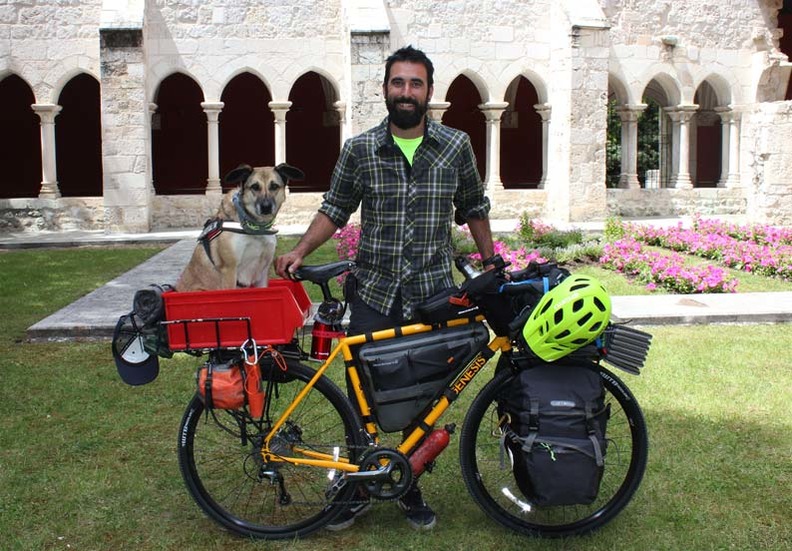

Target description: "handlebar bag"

left=414, top=287, right=480, bottom=324
left=499, top=362, right=609, bottom=506
left=358, top=323, right=490, bottom=432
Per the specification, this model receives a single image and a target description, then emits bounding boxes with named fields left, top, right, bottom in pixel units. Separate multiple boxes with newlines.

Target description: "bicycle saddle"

left=294, top=260, right=355, bottom=284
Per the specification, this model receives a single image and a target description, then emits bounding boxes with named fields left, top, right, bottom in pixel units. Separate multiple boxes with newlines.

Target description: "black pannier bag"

left=500, top=362, right=609, bottom=506
left=358, top=323, right=490, bottom=432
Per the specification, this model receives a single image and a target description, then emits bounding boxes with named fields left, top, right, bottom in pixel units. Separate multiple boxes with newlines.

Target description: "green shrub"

left=604, top=216, right=626, bottom=243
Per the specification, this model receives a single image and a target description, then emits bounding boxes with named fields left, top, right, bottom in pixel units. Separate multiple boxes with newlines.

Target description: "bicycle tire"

left=459, top=365, right=648, bottom=537
left=177, top=360, right=366, bottom=540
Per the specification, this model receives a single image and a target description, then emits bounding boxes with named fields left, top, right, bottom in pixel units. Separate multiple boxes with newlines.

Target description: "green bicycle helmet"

left=521, top=274, right=612, bottom=362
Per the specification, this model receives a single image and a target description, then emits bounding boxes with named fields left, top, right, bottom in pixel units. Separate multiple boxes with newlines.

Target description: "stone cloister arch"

left=641, top=77, right=679, bottom=188
left=219, top=72, right=275, bottom=190
left=0, top=74, right=40, bottom=198
left=151, top=73, right=207, bottom=195
left=286, top=71, right=341, bottom=193
left=692, top=80, right=721, bottom=187
left=55, top=73, right=103, bottom=197
left=694, top=75, right=740, bottom=188
left=442, top=75, right=487, bottom=183
left=501, top=76, right=544, bottom=189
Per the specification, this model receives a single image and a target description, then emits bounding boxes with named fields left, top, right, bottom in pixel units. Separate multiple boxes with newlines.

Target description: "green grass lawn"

left=0, top=243, right=790, bottom=550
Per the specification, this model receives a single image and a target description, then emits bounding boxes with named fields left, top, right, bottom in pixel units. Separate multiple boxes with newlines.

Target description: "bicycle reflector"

left=112, top=313, right=160, bottom=385
left=521, top=274, right=612, bottom=362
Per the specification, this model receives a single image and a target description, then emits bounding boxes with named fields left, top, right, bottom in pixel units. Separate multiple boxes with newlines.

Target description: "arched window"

left=443, top=75, right=486, bottom=179
left=501, top=76, right=542, bottom=189
left=0, top=75, right=41, bottom=198
left=286, top=72, right=340, bottom=193
left=692, top=81, right=722, bottom=187
left=219, top=72, right=274, bottom=190
left=151, top=73, right=207, bottom=194
left=56, top=73, right=103, bottom=196
left=641, top=79, right=675, bottom=188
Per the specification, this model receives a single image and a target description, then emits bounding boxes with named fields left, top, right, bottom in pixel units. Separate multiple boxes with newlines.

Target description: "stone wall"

left=607, top=188, right=747, bottom=218
left=742, top=100, right=792, bottom=225
left=0, top=0, right=101, bottom=103
left=0, top=198, right=104, bottom=232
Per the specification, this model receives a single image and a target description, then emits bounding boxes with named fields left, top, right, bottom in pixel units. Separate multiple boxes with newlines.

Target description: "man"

left=276, top=45, right=495, bottom=531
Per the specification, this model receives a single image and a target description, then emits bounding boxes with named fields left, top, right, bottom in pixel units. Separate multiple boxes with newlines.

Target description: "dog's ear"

left=225, top=164, right=253, bottom=185
left=274, top=163, right=305, bottom=184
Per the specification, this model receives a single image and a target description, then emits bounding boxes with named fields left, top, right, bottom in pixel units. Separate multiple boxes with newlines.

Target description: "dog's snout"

left=256, top=197, right=274, bottom=215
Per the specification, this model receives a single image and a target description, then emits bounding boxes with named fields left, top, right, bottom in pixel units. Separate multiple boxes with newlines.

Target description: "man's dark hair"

left=384, top=45, right=434, bottom=88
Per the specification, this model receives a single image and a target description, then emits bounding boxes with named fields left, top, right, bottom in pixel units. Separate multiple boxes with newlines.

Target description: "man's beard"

left=386, top=95, right=428, bottom=130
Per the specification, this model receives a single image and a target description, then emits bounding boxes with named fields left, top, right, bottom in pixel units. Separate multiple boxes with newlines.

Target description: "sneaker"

left=325, top=499, right=371, bottom=532
left=397, top=485, right=436, bottom=530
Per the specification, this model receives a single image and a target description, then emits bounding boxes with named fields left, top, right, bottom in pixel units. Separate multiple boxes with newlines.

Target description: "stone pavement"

left=1, top=224, right=789, bottom=342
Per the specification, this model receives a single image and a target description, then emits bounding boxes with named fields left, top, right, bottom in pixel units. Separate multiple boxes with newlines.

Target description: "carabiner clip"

left=240, top=338, right=259, bottom=365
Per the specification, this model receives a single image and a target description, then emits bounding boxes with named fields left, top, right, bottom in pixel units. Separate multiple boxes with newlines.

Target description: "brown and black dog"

left=175, top=163, right=304, bottom=291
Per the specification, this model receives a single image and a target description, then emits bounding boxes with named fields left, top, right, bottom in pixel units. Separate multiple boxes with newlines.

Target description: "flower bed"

left=623, top=216, right=792, bottom=280
left=600, top=236, right=738, bottom=293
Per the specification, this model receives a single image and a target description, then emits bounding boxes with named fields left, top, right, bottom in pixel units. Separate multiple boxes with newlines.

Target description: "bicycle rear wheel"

left=178, top=361, right=365, bottom=539
left=459, top=366, right=648, bottom=537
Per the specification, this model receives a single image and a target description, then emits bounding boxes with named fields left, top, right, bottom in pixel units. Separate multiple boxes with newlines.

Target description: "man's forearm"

left=294, top=212, right=340, bottom=257
left=467, top=217, right=495, bottom=260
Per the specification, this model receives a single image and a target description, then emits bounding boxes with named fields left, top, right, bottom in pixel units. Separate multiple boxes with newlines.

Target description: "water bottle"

left=409, top=424, right=455, bottom=476
left=310, top=298, right=345, bottom=361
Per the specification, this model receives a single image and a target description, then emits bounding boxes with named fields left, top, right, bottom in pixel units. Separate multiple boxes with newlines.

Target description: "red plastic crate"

left=163, top=279, right=311, bottom=350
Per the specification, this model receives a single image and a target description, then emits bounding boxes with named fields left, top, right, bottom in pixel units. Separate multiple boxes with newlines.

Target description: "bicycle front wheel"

left=459, top=366, right=648, bottom=538
left=177, top=361, right=365, bottom=540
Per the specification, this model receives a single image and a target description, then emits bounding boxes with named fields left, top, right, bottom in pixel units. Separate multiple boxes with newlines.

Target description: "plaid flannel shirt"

left=319, top=117, right=491, bottom=319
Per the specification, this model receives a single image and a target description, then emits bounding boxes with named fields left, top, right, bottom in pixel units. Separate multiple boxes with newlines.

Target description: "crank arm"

left=345, top=463, right=396, bottom=481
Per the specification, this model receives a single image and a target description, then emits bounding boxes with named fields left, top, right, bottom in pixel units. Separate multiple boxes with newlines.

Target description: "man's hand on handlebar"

left=275, top=252, right=304, bottom=280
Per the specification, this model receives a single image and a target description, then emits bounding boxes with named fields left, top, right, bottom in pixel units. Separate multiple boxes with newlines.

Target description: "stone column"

left=667, top=105, right=697, bottom=189
left=201, top=102, right=224, bottom=195
left=616, top=104, right=646, bottom=189
left=725, top=109, right=741, bottom=187
left=478, top=102, right=509, bottom=192
left=715, top=107, right=730, bottom=187
left=269, top=101, right=292, bottom=165
left=534, top=103, right=551, bottom=188
left=428, top=101, right=451, bottom=122
left=31, top=104, right=62, bottom=198
left=333, top=100, right=348, bottom=146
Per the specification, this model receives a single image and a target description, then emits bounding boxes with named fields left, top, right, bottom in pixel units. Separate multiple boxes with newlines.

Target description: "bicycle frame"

left=260, top=316, right=512, bottom=473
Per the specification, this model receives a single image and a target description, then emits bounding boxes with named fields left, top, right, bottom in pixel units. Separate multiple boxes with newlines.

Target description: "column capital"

left=269, top=101, right=292, bottom=123
left=428, top=101, right=451, bottom=121
left=201, top=101, right=224, bottom=123
left=665, top=104, right=698, bottom=123
left=31, top=104, right=62, bottom=123
left=533, top=102, right=552, bottom=120
left=478, top=101, right=510, bottom=121
left=615, top=103, right=647, bottom=122
left=714, top=106, right=734, bottom=123
left=201, top=101, right=224, bottom=111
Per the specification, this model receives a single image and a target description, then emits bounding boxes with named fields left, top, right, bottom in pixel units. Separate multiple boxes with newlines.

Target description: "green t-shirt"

left=392, top=134, right=423, bottom=165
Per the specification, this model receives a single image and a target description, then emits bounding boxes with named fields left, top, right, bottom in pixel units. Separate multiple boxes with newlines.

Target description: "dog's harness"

left=198, top=192, right=278, bottom=267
